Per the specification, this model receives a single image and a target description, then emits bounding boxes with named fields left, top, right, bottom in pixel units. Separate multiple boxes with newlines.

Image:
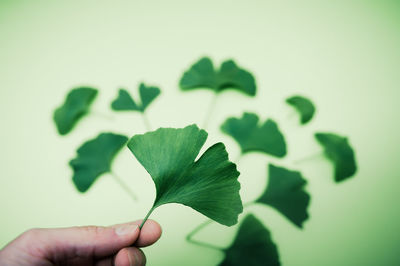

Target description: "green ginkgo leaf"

left=219, top=214, right=280, bottom=266
left=221, top=112, right=287, bottom=158
left=286, top=95, right=316, bottom=125
left=53, top=87, right=98, bottom=135
left=127, top=125, right=243, bottom=226
left=111, top=83, right=160, bottom=112
left=315, top=132, right=357, bottom=182
left=70, top=133, right=128, bottom=192
left=180, top=57, right=256, bottom=96
left=111, top=89, right=140, bottom=111
left=256, top=164, right=310, bottom=228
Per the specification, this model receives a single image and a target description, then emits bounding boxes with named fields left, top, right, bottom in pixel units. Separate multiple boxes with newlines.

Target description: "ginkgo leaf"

left=127, top=124, right=243, bottom=226
left=256, top=164, right=310, bottom=228
left=111, top=89, right=141, bottom=111
left=221, top=112, right=287, bottom=158
left=139, top=83, right=161, bottom=110
left=180, top=57, right=256, bottom=96
left=219, top=214, right=280, bottom=266
left=53, top=87, right=98, bottom=135
left=315, top=132, right=357, bottom=182
left=111, top=83, right=160, bottom=112
left=70, top=133, right=128, bottom=192
left=286, top=95, right=316, bottom=125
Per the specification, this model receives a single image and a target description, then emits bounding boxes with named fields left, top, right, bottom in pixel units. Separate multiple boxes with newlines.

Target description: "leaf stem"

left=110, top=172, right=138, bottom=202
left=293, top=151, right=323, bottom=164
left=243, top=201, right=255, bottom=208
left=142, top=112, right=152, bottom=131
left=234, top=153, right=243, bottom=164
left=91, top=111, right=115, bottom=121
left=186, top=219, right=224, bottom=251
left=140, top=206, right=156, bottom=229
left=202, top=93, right=218, bottom=130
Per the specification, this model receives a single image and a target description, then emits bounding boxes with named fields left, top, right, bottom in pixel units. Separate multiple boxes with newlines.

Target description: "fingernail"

left=115, top=224, right=138, bottom=236
left=128, top=251, right=141, bottom=266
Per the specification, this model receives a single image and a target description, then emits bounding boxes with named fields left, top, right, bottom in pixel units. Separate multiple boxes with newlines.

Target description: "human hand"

left=0, top=220, right=161, bottom=266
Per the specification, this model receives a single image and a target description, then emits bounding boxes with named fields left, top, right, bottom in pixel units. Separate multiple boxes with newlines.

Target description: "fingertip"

left=136, top=219, right=162, bottom=247
left=114, top=247, right=146, bottom=266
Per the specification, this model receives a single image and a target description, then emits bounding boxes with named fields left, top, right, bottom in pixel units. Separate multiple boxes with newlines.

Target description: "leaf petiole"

left=142, top=112, right=152, bottom=131
left=242, top=201, right=255, bottom=208
left=110, top=172, right=138, bottom=202
left=186, top=219, right=224, bottom=251
left=140, top=206, right=156, bottom=229
left=293, top=151, right=323, bottom=164
left=202, top=93, right=218, bottom=130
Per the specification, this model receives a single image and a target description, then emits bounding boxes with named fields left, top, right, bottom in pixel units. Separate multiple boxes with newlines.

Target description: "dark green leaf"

left=221, top=112, right=287, bottom=158
left=111, top=89, right=140, bottom=111
left=219, top=214, right=280, bottom=266
left=111, top=83, right=160, bottom=113
left=139, top=83, right=161, bottom=111
left=256, top=164, right=310, bottom=228
left=70, top=133, right=128, bottom=192
left=286, top=95, right=316, bottom=125
left=127, top=125, right=243, bottom=226
left=53, top=87, right=98, bottom=135
left=180, top=57, right=256, bottom=96
left=315, top=133, right=357, bottom=182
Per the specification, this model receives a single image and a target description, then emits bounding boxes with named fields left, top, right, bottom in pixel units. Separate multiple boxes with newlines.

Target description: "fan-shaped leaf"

left=256, top=164, right=310, bottom=228
left=53, top=87, right=98, bottom=135
left=127, top=125, right=243, bottom=226
left=286, top=95, right=316, bottom=125
left=180, top=57, right=256, bottom=96
left=315, top=132, right=357, bottom=182
left=139, top=83, right=161, bottom=110
left=111, top=89, right=140, bottom=111
left=221, top=112, right=287, bottom=158
left=70, top=133, right=128, bottom=192
left=111, top=83, right=160, bottom=112
left=219, top=214, right=280, bottom=266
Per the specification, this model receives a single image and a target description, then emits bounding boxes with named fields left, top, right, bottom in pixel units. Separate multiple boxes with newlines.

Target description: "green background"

left=1, top=1, right=399, bottom=265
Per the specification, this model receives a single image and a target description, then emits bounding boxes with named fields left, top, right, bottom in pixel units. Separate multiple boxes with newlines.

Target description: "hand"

left=0, top=220, right=161, bottom=266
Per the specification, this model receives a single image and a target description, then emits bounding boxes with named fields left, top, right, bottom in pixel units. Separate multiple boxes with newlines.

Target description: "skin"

left=0, top=220, right=162, bottom=266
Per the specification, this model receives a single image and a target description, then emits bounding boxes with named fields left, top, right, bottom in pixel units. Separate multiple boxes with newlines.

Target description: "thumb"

left=26, top=222, right=140, bottom=259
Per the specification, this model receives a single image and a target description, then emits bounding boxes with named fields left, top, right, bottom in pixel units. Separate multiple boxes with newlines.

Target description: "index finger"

left=132, top=219, right=162, bottom=247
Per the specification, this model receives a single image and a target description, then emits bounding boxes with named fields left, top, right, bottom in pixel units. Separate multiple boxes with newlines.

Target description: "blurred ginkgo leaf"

left=127, top=125, right=243, bottom=227
left=219, top=214, right=280, bottom=266
left=315, top=132, right=357, bottom=182
left=256, top=164, right=310, bottom=228
left=221, top=112, right=287, bottom=158
left=53, top=87, right=98, bottom=135
left=70, top=133, right=128, bottom=192
left=286, top=95, right=316, bottom=125
left=111, top=83, right=160, bottom=112
left=180, top=57, right=256, bottom=96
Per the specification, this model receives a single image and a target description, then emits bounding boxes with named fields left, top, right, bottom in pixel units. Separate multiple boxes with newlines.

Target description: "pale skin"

left=0, top=220, right=162, bottom=266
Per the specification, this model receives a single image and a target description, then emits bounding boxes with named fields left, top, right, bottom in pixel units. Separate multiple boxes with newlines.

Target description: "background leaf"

left=219, top=214, right=280, bottom=266
left=221, top=112, right=287, bottom=157
left=111, top=89, right=140, bottom=111
left=111, top=83, right=160, bottom=113
left=53, top=87, right=98, bottom=135
left=256, top=164, right=310, bottom=228
left=315, top=132, right=357, bottom=182
left=180, top=57, right=256, bottom=96
left=70, top=132, right=128, bottom=192
left=139, top=83, right=161, bottom=111
left=286, top=95, right=316, bottom=125
left=179, top=57, right=217, bottom=90
left=127, top=124, right=243, bottom=226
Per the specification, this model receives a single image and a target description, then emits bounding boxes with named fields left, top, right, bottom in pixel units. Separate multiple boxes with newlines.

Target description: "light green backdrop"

left=1, top=1, right=399, bottom=265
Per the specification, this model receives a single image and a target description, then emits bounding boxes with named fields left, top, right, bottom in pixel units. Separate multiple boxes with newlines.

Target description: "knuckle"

left=18, top=228, right=42, bottom=243
left=81, top=225, right=106, bottom=237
